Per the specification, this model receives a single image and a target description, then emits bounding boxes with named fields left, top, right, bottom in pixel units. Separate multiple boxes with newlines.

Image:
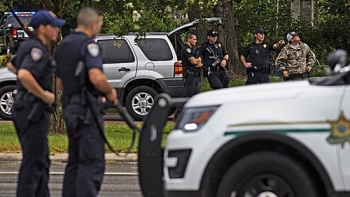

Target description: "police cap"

left=30, top=10, right=66, bottom=29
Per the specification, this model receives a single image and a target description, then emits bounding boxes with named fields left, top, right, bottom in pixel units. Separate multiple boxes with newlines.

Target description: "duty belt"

left=62, top=94, right=87, bottom=107
left=15, top=90, right=36, bottom=103
left=289, top=72, right=310, bottom=79
left=251, top=66, right=268, bottom=73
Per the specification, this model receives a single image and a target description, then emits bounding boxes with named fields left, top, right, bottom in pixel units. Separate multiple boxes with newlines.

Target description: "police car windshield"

left=7, top=16, right=31, bottom=27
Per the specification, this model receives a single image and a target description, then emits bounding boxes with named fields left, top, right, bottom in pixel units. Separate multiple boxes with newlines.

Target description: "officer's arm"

left=189, top=56, right=201, bottom=65
left=89, top=68, right=117, bottom=105
left=240, top=55, right=250, bottom=68
left=7, top=62, right=17, bottom=74
left=17, top=68, right=55, bottom=105
left=273, top=40, right=285, bottom=49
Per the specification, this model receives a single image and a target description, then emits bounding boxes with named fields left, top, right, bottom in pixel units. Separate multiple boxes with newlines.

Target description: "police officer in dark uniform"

left=8, top=10, right=65, bottom=197
left=173, top=33, right=202, bottom=121
left=55, top=7, right=117, bottom=197
left=240, top=28, right=285, bottom=85
left=199, top=30, right=229, bottom=89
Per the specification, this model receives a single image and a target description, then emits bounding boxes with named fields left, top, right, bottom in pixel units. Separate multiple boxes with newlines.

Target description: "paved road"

left=0, top=153, right=143, bottom=197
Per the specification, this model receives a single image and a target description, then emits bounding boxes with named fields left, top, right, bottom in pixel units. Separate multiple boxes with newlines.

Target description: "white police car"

left=137, top=49, right=350, bottom=197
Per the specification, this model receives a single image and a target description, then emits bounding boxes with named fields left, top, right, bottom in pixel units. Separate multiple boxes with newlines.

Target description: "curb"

left=0, top=153, right=138, bottom=162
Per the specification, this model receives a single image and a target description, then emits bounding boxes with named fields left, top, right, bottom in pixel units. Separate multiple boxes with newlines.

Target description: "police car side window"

left=138, top=38, right=173, bottom=61
left=98, top=39, right=135, bottom=64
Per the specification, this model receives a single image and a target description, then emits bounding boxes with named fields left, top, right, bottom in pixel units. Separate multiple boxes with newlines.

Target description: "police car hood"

left=185, top=81, right=312, bottom=108
left=184, top=80, right=345, bottom=123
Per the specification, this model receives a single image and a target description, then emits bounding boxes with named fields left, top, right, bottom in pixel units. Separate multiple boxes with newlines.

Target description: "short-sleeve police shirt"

left=242, top=42, right=274, bottom=67
left=13, top=36, right=52, bottom=91
left=181, top=44, right=195, bottom=70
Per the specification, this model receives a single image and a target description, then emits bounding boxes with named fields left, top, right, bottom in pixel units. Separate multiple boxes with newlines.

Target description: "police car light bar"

left=4, top=12, right=35, bottom=16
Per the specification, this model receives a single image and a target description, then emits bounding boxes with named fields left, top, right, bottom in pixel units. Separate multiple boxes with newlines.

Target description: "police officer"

left=199, top=30, right=229, bottom=89
left=275, top=31, right=316, bottom=81
left=173, top=33, right=202, bottom=121
left=8, top=10, right=66, bottom=197
left=240, top=28, right=285, bottom=85
left=55, top=7, right=117, bottom=197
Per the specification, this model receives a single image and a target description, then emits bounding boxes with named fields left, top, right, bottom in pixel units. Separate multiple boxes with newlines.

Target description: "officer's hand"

left=196, top=62, right=203, bottom=67
left=43, top=91, right=55, bottom=106
left=306, top=65, right=312, bottom=72
left=279, top=40, right=285, bottom=45
left=244, top=62, right=252, bottom=68
left=282, top=70, right=289, bottom=78
left=221, top=60, right=227, bottom=67
left=106, top=88, right=117, bottom=106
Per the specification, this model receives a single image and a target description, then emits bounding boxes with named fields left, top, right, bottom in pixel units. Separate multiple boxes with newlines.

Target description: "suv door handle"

left=118, top=67, right=131, bottom=72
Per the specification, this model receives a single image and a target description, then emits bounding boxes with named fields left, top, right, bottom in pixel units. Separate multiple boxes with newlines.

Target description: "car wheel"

left=125, top=86, right=157, bottom=121
left=0, top=85, right=16, bottom=120
left=217, top=151, right=318, bottom=197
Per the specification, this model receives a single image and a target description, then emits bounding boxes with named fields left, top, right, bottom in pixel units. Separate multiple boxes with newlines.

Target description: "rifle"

left=75, top=61, right=140, bottom=156
left=206, top=47, right=233, bottom=81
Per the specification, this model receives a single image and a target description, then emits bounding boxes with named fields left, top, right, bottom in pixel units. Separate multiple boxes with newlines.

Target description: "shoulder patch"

left=87, top=43, right=100, bottom=57
left=186, top=48, right=191, bottom=53
left=30, top=47, right=43, bottom=61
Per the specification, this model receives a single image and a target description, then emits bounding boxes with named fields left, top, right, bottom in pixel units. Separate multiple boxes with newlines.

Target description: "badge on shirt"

left=263, top=44, right=267, bottom=48
left=30, top=48, right=43, bottom=61
left=87, top=43, right=100, bottom=57
left=186, top=48, right=191, bottom=53
left=218, top=43, right=221, bottom=47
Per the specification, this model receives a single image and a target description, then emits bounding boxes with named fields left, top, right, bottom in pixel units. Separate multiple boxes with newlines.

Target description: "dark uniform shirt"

left=242, top=42, right=274, bottom=69
left=199, top=41, right=228, bottom=71
left=181, top=43, right=200, bottom=76
left=13, top=36, right=53, bottom=92
left=56, top=31, right=103, bottom=97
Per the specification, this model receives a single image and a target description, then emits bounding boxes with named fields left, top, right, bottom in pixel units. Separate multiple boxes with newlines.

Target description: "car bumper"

left=156, top=77, right=202, bottom=98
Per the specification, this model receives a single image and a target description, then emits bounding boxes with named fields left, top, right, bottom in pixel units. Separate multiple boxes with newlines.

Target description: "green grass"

left=0, top=122, right=175, bottom=154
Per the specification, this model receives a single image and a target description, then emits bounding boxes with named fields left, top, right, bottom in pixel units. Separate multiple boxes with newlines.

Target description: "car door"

left=337, top=84, right=350, bottom=189
left=97, top=37, right=137, bottom=89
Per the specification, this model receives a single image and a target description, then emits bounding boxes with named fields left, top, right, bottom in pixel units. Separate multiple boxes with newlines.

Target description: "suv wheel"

left=125, top=86, right=157, bottom=121
left=0, top=85, right=16, bottom=120
left=217, top=151, right=318, bottom=197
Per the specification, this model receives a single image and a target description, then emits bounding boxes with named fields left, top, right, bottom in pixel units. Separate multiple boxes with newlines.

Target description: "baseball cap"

left=254, top=28, right=265, bottom=34
left=207, top=30, right=218, bottom=37
left=30, top=10, right=66, bottom=29
left=287, top=31, right=299, bottom=41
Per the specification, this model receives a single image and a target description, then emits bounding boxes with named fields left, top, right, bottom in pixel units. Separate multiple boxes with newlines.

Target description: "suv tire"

left=0, top=85, right=16, bottom=120
left=217, top=151, right=318, bottom=197
left=125, top=86, right=157, bottom=121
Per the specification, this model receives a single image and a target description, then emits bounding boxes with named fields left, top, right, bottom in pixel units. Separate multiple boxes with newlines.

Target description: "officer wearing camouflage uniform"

left=198, top=30, right=229, bottom=89
left=276, top=32, right=316, bottom=81
left=8, top=10, right=66, bottom=197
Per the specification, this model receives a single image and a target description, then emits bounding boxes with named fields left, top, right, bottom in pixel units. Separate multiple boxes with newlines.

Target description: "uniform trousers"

left=207, top=70, right=227, bottom=89
left=62, top=105, right=105, bottom=197
left=174, top=76, right=201, bottom=121
left=12, top=99, right=51, bottom=197
left=245, top=71, right=270, bottom=85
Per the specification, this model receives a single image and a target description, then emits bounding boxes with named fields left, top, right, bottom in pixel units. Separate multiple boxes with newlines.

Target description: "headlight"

left=175, top=105, right=219, bottom=132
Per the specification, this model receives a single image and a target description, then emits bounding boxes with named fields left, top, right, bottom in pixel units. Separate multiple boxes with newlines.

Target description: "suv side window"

left=137, top=38, right=173, bottom=61
left=98, top=39, right=135, bottom=63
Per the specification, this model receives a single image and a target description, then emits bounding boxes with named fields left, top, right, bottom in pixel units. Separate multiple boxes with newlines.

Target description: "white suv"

left=138, top=50, right=350, bottom=197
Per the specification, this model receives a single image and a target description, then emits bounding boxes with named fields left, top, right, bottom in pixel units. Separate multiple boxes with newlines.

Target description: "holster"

left=27, top=101, right=46, bottom=122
